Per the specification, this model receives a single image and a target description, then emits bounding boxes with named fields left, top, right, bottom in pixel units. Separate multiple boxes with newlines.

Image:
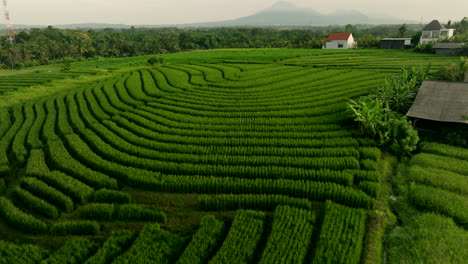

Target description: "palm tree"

left=397, top=24, right=408, bottom=38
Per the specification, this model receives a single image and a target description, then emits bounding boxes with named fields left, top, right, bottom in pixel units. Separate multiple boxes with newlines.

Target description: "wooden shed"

left=380, top=38, right=412, bottom=49
left=433, top=43, right=464, bottom=56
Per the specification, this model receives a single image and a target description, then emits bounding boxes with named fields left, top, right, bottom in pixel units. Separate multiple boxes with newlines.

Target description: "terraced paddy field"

left=0, top=49, right=463, bottom=263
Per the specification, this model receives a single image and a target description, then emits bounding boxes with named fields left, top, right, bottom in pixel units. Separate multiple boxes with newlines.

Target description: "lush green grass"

left=388, top=213, right=468, bottom=264
left=388, top=141, right=468, bottom=264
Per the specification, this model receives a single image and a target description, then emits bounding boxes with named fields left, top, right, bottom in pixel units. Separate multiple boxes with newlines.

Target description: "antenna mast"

left=2, top=0, right=15, bottom=43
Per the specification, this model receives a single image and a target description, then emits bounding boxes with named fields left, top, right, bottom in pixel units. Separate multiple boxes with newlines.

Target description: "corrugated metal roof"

left=433, top=43, right=464, bottom=49
left=423, top=20, right=445, bottom=31
left=407, top=80, right=468, bottom=124
left=324, top=33, right=352, bottom=43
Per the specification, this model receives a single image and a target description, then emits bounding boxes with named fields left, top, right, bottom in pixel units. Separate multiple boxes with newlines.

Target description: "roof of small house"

left=407, top=80, right=468, bottom=124
left=423, top=20, right=446, bottom=30
left=324, top=33, right=352, bottom=43
left=433, top=43, right=464, bottom=49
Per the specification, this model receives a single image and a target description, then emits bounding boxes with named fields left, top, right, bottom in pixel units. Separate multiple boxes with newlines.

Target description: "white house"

left=322, top=33, right=355, bottom=49
left=420, top=20, right=454, bottom=44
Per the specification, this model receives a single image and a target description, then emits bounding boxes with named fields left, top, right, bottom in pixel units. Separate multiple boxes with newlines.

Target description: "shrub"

left=434, top=57, right=468, bottom=81
left=60, top=57, right=74, bottom=72
left=210, top=210, right=265, bottom=264
left=311, top=201, right=367, bottom=264
left=0, top=197, right=48, bottom=234
left=414, top=41, right=435, bottom=53
left=92, top=189, right=132, bottom=204
left=12, top=186, right=59, bottom=219
left=347, top=66, right=426, bottom=157
left=177, top=216, right=225, bottom=264
left=84, top=229, right=135, bottom=264
left=147, top=57, right=165, bottom=65
left=117, top=204, right=166, bottom=223
left=0, top=240, right=49, bottom=264
left=260, top=206, right=316, bottom=264
left=41, top=237, right=98, bottom=264
left=20, top=177, right=74, bottom=213
left=358, top=181, right=381, bottom=198
left=198, top=194, right=312, bottom=211
left=112, top=224, right=185, bottom=264
left=80, top=204, right=115, bottom=221
left=50, top=221, right=100, bottom=236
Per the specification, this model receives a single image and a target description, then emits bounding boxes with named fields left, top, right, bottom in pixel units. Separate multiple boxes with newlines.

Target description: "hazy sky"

left=5, top=0, right=468, bottom=25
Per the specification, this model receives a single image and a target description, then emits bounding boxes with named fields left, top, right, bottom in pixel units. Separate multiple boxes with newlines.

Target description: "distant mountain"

left=11, top=1, right=417, bottom=30
left=180, top=1, right=416, bottom=27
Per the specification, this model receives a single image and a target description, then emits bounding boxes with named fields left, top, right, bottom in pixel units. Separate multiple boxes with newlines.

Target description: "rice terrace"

left=0, top=46, right=466, bottom=264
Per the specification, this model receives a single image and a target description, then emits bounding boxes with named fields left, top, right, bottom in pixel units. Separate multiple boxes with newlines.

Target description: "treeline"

left=0, top=25, right=418, bottom=69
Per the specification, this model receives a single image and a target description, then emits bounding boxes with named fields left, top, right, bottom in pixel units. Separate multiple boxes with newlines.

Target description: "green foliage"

left=0, top=178, right=5, bottom=194
left=147, top=57, right=165, bottom=65
left=41, top=237, right=98, bottom=264
left=347, top=66, right=428, bottom=157
left=129, top=174, right=375, bottom=209
left=60, top=57, right=74, bottom=72
left=209, top=210, right=265, bottom=264
left=0, top=105, right=24, bottom=167
left=20, top=177, right=74, bottom=213
left=0, top=240, right=49, bottom=264
left=311, top=200, right=367, bottom=264
left=0, top=197, right=48, bottom=234
left=11, top=103, right=35, bottom=166
left=414, top=41, right=435, bottom=53
left=12, top=186, right=60, bottom=219
left=356, top=35, right=381, bottom=48
left=434, top=57, right=468, bottom=81
left=26, top=149, right=94, bottom=204
left=397, top=24, right=408, bottom=38
left=198, top=194, right=312, bottom=211
left=46, top=139, right=119, bottom=189
left=259, top=205, right=316, bottom=264
left=387, top=117, right=420, bottom=157
left=177, top=215, right=225, bottom=264
left=112, top=224, right=185, bottom=264
left=50, top=221, right=100, bottom=236
left=411, top=153, right=468, bottom=176
left=358, top=181, right=381, bottom=198
left=79, top=204, right=115, bottom=221
left=358, top=147, right=381, bottom=161
left=388, top=213, right=468, bottom=264
left=420, top=141, right=468, bottom=161
left=117, top=204, right=167, bottom=223
left=374, top=66, right=429, bottom=114
left=361, top=159, right=378, bottom=171
left=408, top=165, right=468, bottom=196
left=347, top=97, right=386, bottom=137
left=409, top=183, right=468, bottom=228
left=84, top=229, right=135, bottom=264
left=91, top=189, right=132, bottom=204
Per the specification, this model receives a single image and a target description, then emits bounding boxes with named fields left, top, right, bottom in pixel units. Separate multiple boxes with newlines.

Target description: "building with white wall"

left=420, top=20, right=454, bottom=44
left=322, top=33, right=355, bottom=49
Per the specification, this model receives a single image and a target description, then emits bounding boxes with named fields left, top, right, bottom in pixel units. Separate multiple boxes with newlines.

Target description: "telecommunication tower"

left=2, top=0, right=15, bottom=43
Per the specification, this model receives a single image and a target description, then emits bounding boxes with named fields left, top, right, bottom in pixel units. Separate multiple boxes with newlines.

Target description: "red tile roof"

left=324, top=33, right=352, bottom=43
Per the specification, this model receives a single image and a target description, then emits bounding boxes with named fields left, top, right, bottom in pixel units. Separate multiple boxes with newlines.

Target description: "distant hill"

left=176, top=1, right=416, bottom=27
left=11, top=1, right=417, bottom=30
